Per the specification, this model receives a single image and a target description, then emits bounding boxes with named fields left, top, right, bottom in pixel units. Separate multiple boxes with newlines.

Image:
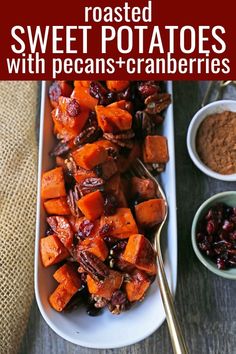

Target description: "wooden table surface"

left=19, top=81, right=236, bottom=354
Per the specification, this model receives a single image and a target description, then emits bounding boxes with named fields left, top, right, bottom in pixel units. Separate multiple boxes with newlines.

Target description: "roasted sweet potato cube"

left=77, top=190, right=104, bottom=221
left=49, top=279, right=79, bottom=312
left=135, top=199, right=166, bottom=228
left=49, top=81, right=73, bottom=108
left=131, top=177, right=156, bottom=200
left=94, top=139, right=119, bottom=152
left=122, top=234, right=157, bottom=275
left=106, top=81, right=129, bottom=92
left=107, top=100, right=127, bottom=110
left=40, top=234, right=69, bottom=267
left=53, top=263, right=81, bottom=288
left=53, top=117, right=80, bottom=142
left=74, top=80, right=91, bottom=88
left=101, top=208, right=138, bottom=239
left=143, top=135, right=169, bottom=164
left=47, top=216, right=74, bottom=249
left=87, top=270, right=123, bottom=299
left=44, top=197, right=70, bottom=215
left=52, top=97, right=89, bottom=135
left=41, top=167, right=66, bottom=199
left=95, top=105, right=132, bottom=133
left=72, top=143, right=108, bottom=170
left=78, top=237, right=108, bottom=261
left=74, top=166, right=97, bottom=183
left=125, top=270, right=151, bottom=302
left=101, top=157, right=118, bottom=180
left=71, top=86, right=98, bottom=110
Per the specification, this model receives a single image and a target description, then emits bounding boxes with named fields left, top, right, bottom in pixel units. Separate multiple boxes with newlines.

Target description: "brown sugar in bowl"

left=187, top=100, right=236, bottom=181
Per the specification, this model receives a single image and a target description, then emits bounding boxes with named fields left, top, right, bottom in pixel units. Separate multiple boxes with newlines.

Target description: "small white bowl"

left=187, top=100, right=236, bottom=181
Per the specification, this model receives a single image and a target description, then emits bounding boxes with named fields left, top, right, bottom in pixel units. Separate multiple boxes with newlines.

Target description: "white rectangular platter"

left=35, top=81, right=177, bottom=349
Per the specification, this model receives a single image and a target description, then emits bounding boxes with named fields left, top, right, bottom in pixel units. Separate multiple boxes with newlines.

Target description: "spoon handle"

left=155, top=238, right=188, bottom=354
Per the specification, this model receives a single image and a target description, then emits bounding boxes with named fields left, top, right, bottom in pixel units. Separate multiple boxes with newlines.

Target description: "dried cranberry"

left=222, top=220, right=234, bottom=232
left=99, top=223, right=113, bottom=237
left=89, top=81, right=115, bottom=106
left=103, top=193, right=118, bottom=216
left=206, top=220, right=217, bottom=235
left=77, top=220, right=94, bottom=239
left=137, top=81, right=160, bottom=99
left=217, top=258, right=226, bottom=269
left=110, top=241, right=127, bottom=258
left=66, top=99, right=81, bottom=117
left=197, top=202, right=236, bottom=270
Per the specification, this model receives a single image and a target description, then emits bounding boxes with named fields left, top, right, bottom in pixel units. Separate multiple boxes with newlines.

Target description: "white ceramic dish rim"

left=34, top=81, right=177, bottom=348
left=187, top=100, right=236, bottom=182
left=191, top=191, right=236, bottom=280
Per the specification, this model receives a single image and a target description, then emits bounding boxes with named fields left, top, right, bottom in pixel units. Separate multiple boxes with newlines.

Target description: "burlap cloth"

left=0, top=82, right=38, bottom=354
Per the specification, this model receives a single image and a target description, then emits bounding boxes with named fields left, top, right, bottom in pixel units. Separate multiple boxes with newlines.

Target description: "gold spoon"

left=201, top=80, right=236, bottom=107
left=131, top=159, right=188, bottom=354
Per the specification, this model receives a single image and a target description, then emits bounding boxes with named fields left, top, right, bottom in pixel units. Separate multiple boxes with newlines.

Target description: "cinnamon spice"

left=196, top=110, right=236, bottom=174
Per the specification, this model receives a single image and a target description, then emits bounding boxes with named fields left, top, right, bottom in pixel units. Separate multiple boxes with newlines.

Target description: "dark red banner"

left=0, top=0, right=236, bottom=79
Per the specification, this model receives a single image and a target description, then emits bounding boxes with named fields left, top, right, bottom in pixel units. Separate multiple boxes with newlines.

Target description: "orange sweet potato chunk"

left=135, top=199, right=166, bottom=228
left=41, top=167, right=66, bottom=199
left=143, top=135, right=169, bottom=164
left=107, top=100, right=127, bottom=110
left=74, top=167, right=97, bottom=183
left=106, top=81, right=129, bottom=92
left=47, top=216, right=74, bottom=249
left=71, top=86, right=98, bottom=110
left=72, top=143, right=108, bottom=170
left=52, top=117, right=79, bottom=142
left=87, top=270, right=123, bottom=299
left=49, top=279, right=79, bottom=312
left=101, top=208, right=138, bottom=239
left=78, top=237, right=108, bottom=261
left=94, top=139, right=118, bottom=151
left=53, top=263, right=81, bottom=288
left=74, top=80, right=91, bottom=88
left=44, top=197, right=70, bottom=215
left=125, top=270, right=151, bottom=302
left=52, top=97, right=89, bottom=137
left=77, top=190, right=104, bottom=221
left=122, top=234, right=157, bottom=275
left=95, top=105, right=132, bottom=133
left=40, top=234, right=69, bottom=267
left=131, top=177, right=156, bottom=200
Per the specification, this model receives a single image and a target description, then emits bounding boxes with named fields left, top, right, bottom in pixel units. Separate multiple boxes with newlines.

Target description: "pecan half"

left=67, top=185, right=82, bottom=217
left=91, top=294, right=108, bottom=308
left=64, top=156, right=77, bottom=175
left=77, top=251, right=109, bottom=281
left=103, top=130, right=135, bottom=149
left=50, top=141, right=70, bottom=157
left=145, top=93, right=171, bottom=115
left=78, top=177, right=105, bottom=196
left=74, top=126, right=102, bottom=146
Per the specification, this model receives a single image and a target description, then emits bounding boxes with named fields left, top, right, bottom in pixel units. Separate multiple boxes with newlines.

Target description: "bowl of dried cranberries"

left=192, top=191, right=236, bottom=279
